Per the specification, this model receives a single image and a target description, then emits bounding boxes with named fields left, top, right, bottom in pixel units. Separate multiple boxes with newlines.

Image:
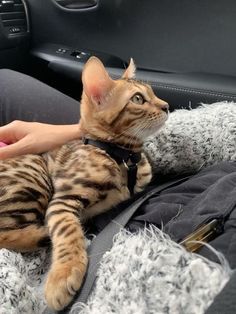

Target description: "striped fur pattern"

left=0, top=57, right=168, bottom=310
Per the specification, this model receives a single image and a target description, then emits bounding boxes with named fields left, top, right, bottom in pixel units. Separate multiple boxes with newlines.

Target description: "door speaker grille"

left=0, top=0, right=28, bottom=35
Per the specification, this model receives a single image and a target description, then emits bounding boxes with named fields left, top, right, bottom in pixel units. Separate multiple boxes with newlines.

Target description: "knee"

left=0, top=69, right=18, bottom=89
left=0, top=69, right=23, bottom=84
left=0, top=68, right=17, bottom=81
left=0, top=69, right=28, bottom=96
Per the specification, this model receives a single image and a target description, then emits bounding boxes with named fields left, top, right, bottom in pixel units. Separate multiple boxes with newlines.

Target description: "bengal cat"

left=0, top=57, right=168, bottom=310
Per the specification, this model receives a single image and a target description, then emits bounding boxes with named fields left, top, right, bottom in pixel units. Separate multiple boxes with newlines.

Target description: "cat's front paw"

left=45, top=260, right=87, bottom=311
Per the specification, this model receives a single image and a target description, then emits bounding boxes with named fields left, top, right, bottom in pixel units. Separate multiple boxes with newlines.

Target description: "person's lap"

left=0, top=69, right=80, bottom=125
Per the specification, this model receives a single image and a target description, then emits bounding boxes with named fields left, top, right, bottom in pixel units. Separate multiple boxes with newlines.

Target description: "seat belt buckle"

left=180, top=218, right=223, bottom=252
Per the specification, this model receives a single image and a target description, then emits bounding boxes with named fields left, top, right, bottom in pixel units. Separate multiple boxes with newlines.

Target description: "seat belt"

left=44, top=175, right=190, bottom=314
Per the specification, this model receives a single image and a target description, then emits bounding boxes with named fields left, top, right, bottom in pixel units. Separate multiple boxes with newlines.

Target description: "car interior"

left=1, top=0, right=236, bottom=108
left=1, top=0, right=236, bottom=313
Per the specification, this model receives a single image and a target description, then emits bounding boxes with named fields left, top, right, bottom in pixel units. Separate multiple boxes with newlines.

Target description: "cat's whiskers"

left=111, top=118, right=152, bottom=150
left=126, top=125, right=145, bottom=149
left=133, top=117, right=164, bottom=141
left=112, top=126, right=139, bottom=146
left=127, top=119, right=153, bottom=148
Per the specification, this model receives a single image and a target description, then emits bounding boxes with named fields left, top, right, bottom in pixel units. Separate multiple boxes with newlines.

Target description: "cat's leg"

left=44, top=195, right=88, bottom=311
left=0, top=225, right=49, bottom=252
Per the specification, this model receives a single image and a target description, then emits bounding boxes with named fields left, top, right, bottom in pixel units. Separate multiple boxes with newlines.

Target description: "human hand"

left=0, top=120, right=82, bottom=159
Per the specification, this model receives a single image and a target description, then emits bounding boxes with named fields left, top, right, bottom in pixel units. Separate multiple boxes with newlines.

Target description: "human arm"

left=0, top=120, right=82, bottom=159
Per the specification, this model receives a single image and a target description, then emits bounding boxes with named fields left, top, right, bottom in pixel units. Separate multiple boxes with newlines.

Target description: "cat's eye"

left=131, top=93, right=145, bottom=105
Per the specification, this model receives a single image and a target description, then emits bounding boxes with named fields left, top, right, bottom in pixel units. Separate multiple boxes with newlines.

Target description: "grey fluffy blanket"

left=144, top=102, right=236, bottom=175
left=1, top=102, right=235, bottom=313
left=71, top=228, right=231, bottom=314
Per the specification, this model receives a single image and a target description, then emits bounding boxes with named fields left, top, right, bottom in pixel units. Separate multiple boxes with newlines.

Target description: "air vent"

left=0, top=0, right=28, bottom=35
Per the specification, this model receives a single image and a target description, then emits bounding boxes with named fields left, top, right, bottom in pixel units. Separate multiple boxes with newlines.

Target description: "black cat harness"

left=83, top=138, right=141, bottom=195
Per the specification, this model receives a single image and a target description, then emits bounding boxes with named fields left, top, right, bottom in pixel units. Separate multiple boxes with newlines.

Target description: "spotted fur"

left=0, top=57, right=168, bottom=310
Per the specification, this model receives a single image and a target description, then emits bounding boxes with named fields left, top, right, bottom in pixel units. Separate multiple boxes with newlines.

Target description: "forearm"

left=0, top=121, right=83, bottom=159
left=45, top=123, right=82, bottom=143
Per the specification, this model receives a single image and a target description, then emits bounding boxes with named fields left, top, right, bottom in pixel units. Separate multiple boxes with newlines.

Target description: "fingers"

left=0, top=120, right=25, bottom=143
left=0, top=138, right=31, bottom=159
left=0, top=126, right=13, bottom=144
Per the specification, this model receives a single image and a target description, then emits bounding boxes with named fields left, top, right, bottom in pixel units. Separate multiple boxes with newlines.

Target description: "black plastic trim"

left=31, top=43, right=236, bottom=110
left=55, top=0, right=97, bottom=9
left=51, top=0, right=98, bottom=12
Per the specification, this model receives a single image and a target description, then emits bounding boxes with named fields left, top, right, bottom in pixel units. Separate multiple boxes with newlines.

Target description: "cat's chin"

left=138, top=120, right=167, bottom=141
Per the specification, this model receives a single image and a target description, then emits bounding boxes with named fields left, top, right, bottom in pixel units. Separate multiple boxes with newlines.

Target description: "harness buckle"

left=123, top=160, right=129, bottom=169
left=122, top=159, right=137, bottom=170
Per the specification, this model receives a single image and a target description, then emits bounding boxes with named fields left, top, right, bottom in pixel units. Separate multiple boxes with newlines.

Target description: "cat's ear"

left=122, top=58, right=136, bottom=79
left=82, top=56, right=115, bottom=106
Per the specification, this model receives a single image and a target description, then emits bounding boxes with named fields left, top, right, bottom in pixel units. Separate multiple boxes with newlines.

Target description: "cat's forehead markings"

left=133, top=82, right=155, bottom=98
left=121, top=78, right=150, bottom=91
left=122, top=78, right=147, bottom=86
left=120, top=78, right=156, bottom=101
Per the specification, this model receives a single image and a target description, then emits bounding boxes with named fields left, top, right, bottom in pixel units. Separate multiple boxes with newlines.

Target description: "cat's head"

left=80, top=57, right=169, bottom=150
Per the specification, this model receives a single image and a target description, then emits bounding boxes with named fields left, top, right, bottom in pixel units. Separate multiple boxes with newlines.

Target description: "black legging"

left=0, top=69, right=80, bottom=125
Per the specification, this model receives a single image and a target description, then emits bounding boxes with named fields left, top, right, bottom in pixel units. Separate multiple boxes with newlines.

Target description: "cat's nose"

left=160, top=103, right=169, bottom=114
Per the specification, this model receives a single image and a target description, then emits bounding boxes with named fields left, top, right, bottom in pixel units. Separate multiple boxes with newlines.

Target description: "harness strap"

left=123, top=162, right=138, bottom=195
left=83, top=138, right=141, bottom=194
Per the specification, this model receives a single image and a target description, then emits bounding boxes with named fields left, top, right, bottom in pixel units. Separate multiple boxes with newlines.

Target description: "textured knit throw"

left=71, top=228, right=231, bottom=314
left=144, top=102, right=236, bottom=175
left=0, top=229, right=231, bottom=314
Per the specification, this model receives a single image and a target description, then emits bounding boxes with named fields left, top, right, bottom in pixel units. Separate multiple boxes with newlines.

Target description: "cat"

left=0, top=57, right=168, bottom=310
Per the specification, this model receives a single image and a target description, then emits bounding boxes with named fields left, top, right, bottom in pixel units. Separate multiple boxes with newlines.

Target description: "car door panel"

left=30, top=42, right=236, bottom=109
left=27, top=0, right=236, bottom=75
left=1, top=0, right=235, bottom=108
